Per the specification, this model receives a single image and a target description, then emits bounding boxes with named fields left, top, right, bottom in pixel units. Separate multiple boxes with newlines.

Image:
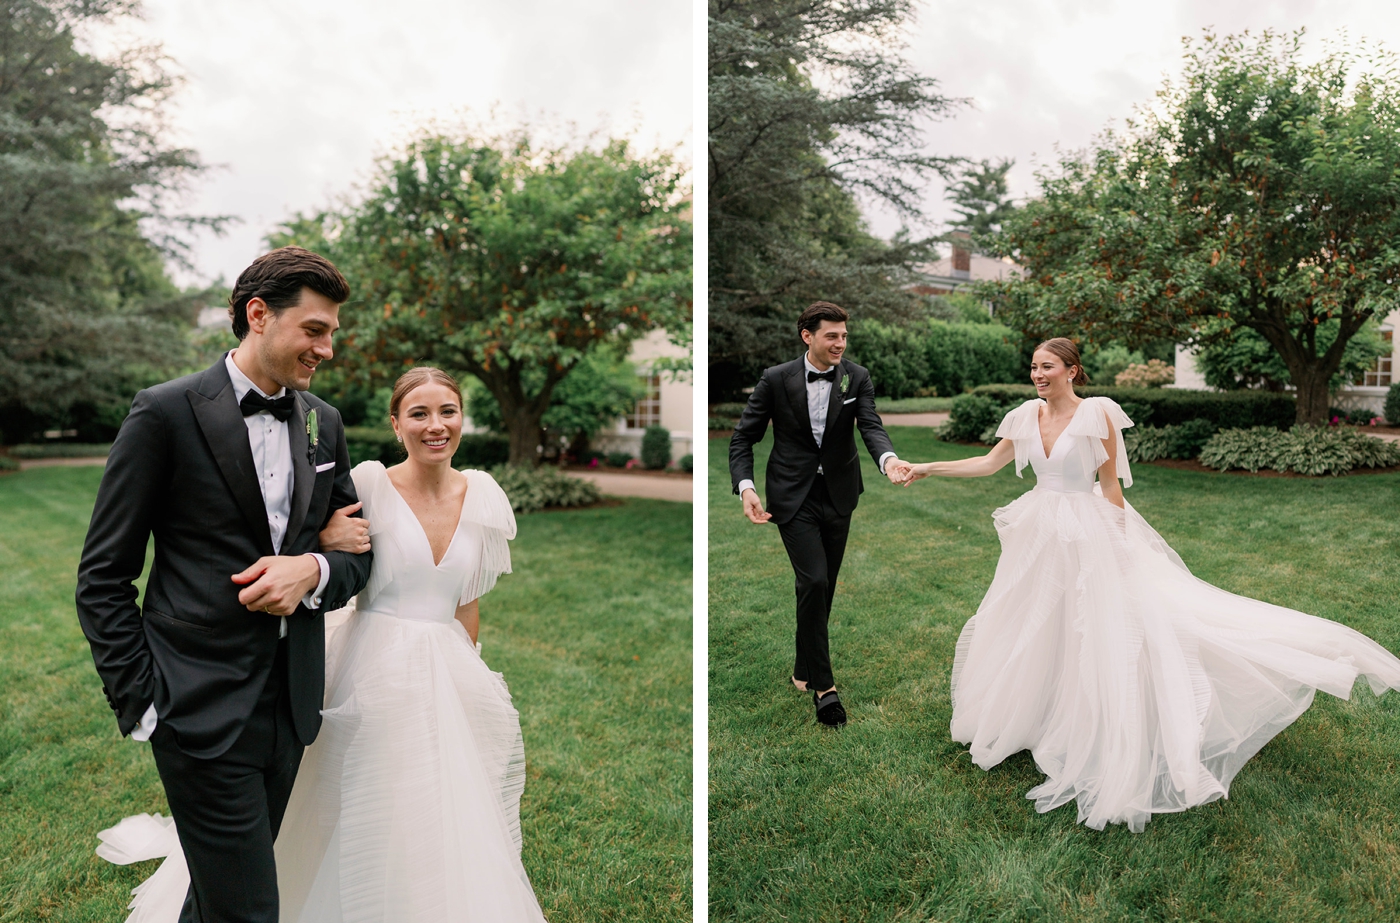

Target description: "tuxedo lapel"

left=187, top=363, right=275, bottom=557
left=823, top=358, right=848, bottom=434
left=285, top=394, right=314, bottom=545
left=783, top=358, right=817, bottom=449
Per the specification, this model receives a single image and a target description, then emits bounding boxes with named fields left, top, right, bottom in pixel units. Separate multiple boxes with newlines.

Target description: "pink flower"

left=589, top=457, right=600, bottom=468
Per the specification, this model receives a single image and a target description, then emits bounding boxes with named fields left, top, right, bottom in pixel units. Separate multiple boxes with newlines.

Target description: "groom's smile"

left=236, top=287, right=342, bottom=394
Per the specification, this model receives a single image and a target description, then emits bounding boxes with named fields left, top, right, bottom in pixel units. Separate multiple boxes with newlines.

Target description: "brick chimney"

left=950, top=230, right=972, bottom=281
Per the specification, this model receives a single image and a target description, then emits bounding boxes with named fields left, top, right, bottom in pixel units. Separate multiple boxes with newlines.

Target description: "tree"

left=708, top=0, right=963, bottom=398
left=990, top=31, right=1400, bottom=424
left=462, top=347, right=645, bottom=458
left=945, top=157, right=1017, bottom=244
left=274, top=130, right=690, bottom=465
left=1193, top=319, right=1388, bottom=392
left=0, top=0, right=220, bottom=439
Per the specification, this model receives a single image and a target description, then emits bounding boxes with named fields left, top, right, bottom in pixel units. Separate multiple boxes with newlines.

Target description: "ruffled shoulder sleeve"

left=1065, top=397, right=1136, bottom=487
left=994, top=399, right=1044, bottom=479
left=456, top=469, right=516, bottom=605
left=348, top=461, right=397, bottom=607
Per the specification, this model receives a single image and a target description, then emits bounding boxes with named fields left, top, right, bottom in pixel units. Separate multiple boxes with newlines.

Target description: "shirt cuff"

left=130, top=702, right=158, bottom=742
left=737, top=479, right=756, bottom=498
left=878, top=452, right=898, bottom=475
left=301, top=553, right=331, bottom=610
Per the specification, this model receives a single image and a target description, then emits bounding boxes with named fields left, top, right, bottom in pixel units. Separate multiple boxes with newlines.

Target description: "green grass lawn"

left=0, top=466, right=691, bottom=923
left=873, top=397, right=956, bottom=414
left=710, top=427, right=1400, bottom=922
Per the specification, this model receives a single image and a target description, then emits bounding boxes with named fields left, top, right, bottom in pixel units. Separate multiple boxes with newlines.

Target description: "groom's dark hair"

left=228, top=247, right=351, bottom=339
left=798, top=301, right=849, bottom=335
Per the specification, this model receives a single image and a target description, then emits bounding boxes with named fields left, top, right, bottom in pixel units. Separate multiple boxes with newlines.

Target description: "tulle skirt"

left=950, top=485, right=1400, bottom=833
left=96, top=607, right=546, bottom=922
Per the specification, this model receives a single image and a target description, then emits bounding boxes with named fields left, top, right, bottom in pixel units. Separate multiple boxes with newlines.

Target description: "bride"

left=97, top=366, right=548, bottom=921
left=896, top=337, right=1400, bottom=833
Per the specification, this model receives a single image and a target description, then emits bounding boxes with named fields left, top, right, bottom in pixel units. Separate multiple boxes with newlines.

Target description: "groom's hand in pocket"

left=233, top=555, right=323, bottom=616
left=742, top=488, right=772, bottom=524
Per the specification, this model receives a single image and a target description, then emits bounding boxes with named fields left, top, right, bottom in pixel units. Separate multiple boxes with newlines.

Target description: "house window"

left=1357, top=329, right=1393, bottom=387
left=626, top=375, right=662, bottom=429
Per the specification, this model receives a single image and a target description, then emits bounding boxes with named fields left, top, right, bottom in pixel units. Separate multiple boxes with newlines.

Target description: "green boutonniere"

left=306, top=409, right=319, bottom=465
left=840, top=374, right=850, bottom=395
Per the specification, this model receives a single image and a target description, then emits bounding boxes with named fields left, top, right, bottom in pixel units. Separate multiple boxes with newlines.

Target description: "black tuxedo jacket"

left=729, top=356, right=896, bottom=525
left=75, top=357, right=372, bottom=759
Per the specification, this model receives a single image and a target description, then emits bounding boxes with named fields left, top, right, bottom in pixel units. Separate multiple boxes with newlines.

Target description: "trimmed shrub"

left=9, top=443, right=112, bottom=459
left=1114, top=359, right=1175, bottom=388
left=488, top=464, right=602, bottom=513
left=455, top=433, right=510, bottom=468
left=1200, top=425, right=1400, bottom=476
left=345, top=428, right=403, bottom=467
left=641, top=425, right=672, bottom=470
left=0, top=455, right=18, bottom=473
left=605, top=450, right=633, bottom=468
left=970, top=385, right=1296, bottom=430
left=679, top=453, right=693, bottom=473
left=938, top=394, right=1013, bottom=444
left=711, top=402, right=748, bottom=417
left=849, top=320, right=1024, bottom=400
left=1384, top=383, right=1400, bottom=425
left=1125, top=419, right=1218, bottom=462
left=709, top=415, right=738, bottom=430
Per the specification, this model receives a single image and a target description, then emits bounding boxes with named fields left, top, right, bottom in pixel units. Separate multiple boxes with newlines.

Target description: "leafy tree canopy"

left=0, top=0, right=222, bottom=438
left=708, top=0, right=963, bottom=398
left=989, top=30, right=1400, bottom=424
left=273, top=128, right=691, bottom=465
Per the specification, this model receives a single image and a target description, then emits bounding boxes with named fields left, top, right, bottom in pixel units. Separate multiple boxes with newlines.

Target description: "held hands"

left=232, top=555, right=322, bottom=616
left=899, top=463, right=932, bottom=487
left=884, top=459, right=913, bottom=485
left=320, top=502, right=371, bottom=553
left=741, top=488, right=772, bottom=524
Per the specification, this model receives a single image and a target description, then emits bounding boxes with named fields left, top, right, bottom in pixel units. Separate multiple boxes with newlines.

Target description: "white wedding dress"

left=951, top=397, right=1400, bottom=833
left=97, top=462, right=548, bottom=922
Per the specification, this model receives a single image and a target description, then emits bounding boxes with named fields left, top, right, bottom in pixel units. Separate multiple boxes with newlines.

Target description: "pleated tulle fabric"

left=953, top=398, right=1400, bottom=832
left=97, top=463, right=546, bottom=922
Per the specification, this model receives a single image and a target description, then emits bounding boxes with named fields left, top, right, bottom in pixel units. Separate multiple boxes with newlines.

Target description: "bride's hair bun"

left=1036, top=338, right=1089, bottom=386
left=389, top=367, right=464, bottom=419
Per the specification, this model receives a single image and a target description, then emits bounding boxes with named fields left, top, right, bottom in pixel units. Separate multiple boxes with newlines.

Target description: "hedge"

left=969, top=385, right=1297, bottom=430
left=9, top=442, right=112, bottom=459
left=848, top=320, right=1024, bottom=400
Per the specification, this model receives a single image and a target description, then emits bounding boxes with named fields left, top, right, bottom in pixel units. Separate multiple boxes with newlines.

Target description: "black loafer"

left=814, top=690, right=846, bottom=727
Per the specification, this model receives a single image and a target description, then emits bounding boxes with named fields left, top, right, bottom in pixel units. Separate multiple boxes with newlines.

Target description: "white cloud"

left=94, top=0, right=691, bottom=285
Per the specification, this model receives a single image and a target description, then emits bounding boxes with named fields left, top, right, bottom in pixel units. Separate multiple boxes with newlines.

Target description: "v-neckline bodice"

left=1036, top=399, right=1085, bottom=459
left=387, top=470, right=469, bottom=568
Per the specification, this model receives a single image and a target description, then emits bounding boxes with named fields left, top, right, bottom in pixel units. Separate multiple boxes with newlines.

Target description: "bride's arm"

left=455, top=598, right=480, bottom=644
left=1097, top=414, right=1125, bottom=508
left=901, top=437, right=1016, bottom=484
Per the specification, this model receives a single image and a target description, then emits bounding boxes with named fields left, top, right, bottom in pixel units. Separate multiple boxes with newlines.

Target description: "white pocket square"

left=843, top=397, right=857, bottom=405
left=315, top=462, right=336, bottom=473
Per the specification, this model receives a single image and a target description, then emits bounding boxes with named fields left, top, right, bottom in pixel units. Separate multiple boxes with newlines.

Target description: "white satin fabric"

left=952, top=398, right=1400, bottom=832
left=97, top=462, right=547, bottom=922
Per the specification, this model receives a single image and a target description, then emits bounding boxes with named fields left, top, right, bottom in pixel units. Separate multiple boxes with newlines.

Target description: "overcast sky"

left=94, top=0, right=691, bottom=286
left=866, top=0, right=1400, bottom=242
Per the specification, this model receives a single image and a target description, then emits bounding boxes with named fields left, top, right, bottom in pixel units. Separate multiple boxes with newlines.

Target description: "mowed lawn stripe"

left=0, top=466, right=692, bottom=923
left=710, top=426, right=1400, bottom=923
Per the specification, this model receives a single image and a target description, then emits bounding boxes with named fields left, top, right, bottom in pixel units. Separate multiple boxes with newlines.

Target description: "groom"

left=76, top=247, right=373, bottom=922
left=729, top=301, right=911, bottom=727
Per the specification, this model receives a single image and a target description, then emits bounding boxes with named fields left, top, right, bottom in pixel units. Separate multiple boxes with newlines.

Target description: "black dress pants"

left=776, top=475, right=852, bottom=692
left=150, top=639, right=303, bottom=923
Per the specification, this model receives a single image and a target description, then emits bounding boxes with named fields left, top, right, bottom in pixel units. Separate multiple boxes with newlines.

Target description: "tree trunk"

left=503, top=405, right=545, bottom=466
left=1290, top=365, right=1333, bottom=426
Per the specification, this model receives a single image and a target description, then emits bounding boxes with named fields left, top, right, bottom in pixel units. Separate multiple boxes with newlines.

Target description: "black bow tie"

left=807, top=369, right=838, bottom=384
left=239, top=391, right=296, bottom=422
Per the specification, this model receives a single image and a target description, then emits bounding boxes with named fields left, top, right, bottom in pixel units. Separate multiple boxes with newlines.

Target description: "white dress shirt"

left=738, top=353, right=898, bottom=499
left=130, top=352, right=331, bottom=742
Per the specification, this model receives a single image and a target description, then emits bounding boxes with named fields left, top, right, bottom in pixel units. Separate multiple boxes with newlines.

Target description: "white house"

left=1172, top=308, right=1398, bottom=414
left=591, top=328, right=694, bottom=462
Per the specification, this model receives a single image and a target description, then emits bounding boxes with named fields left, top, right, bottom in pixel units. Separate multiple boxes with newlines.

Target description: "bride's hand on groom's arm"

left=319, top=502, right=371, bottom=553
left=232, top=555, right=323, bottom=616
